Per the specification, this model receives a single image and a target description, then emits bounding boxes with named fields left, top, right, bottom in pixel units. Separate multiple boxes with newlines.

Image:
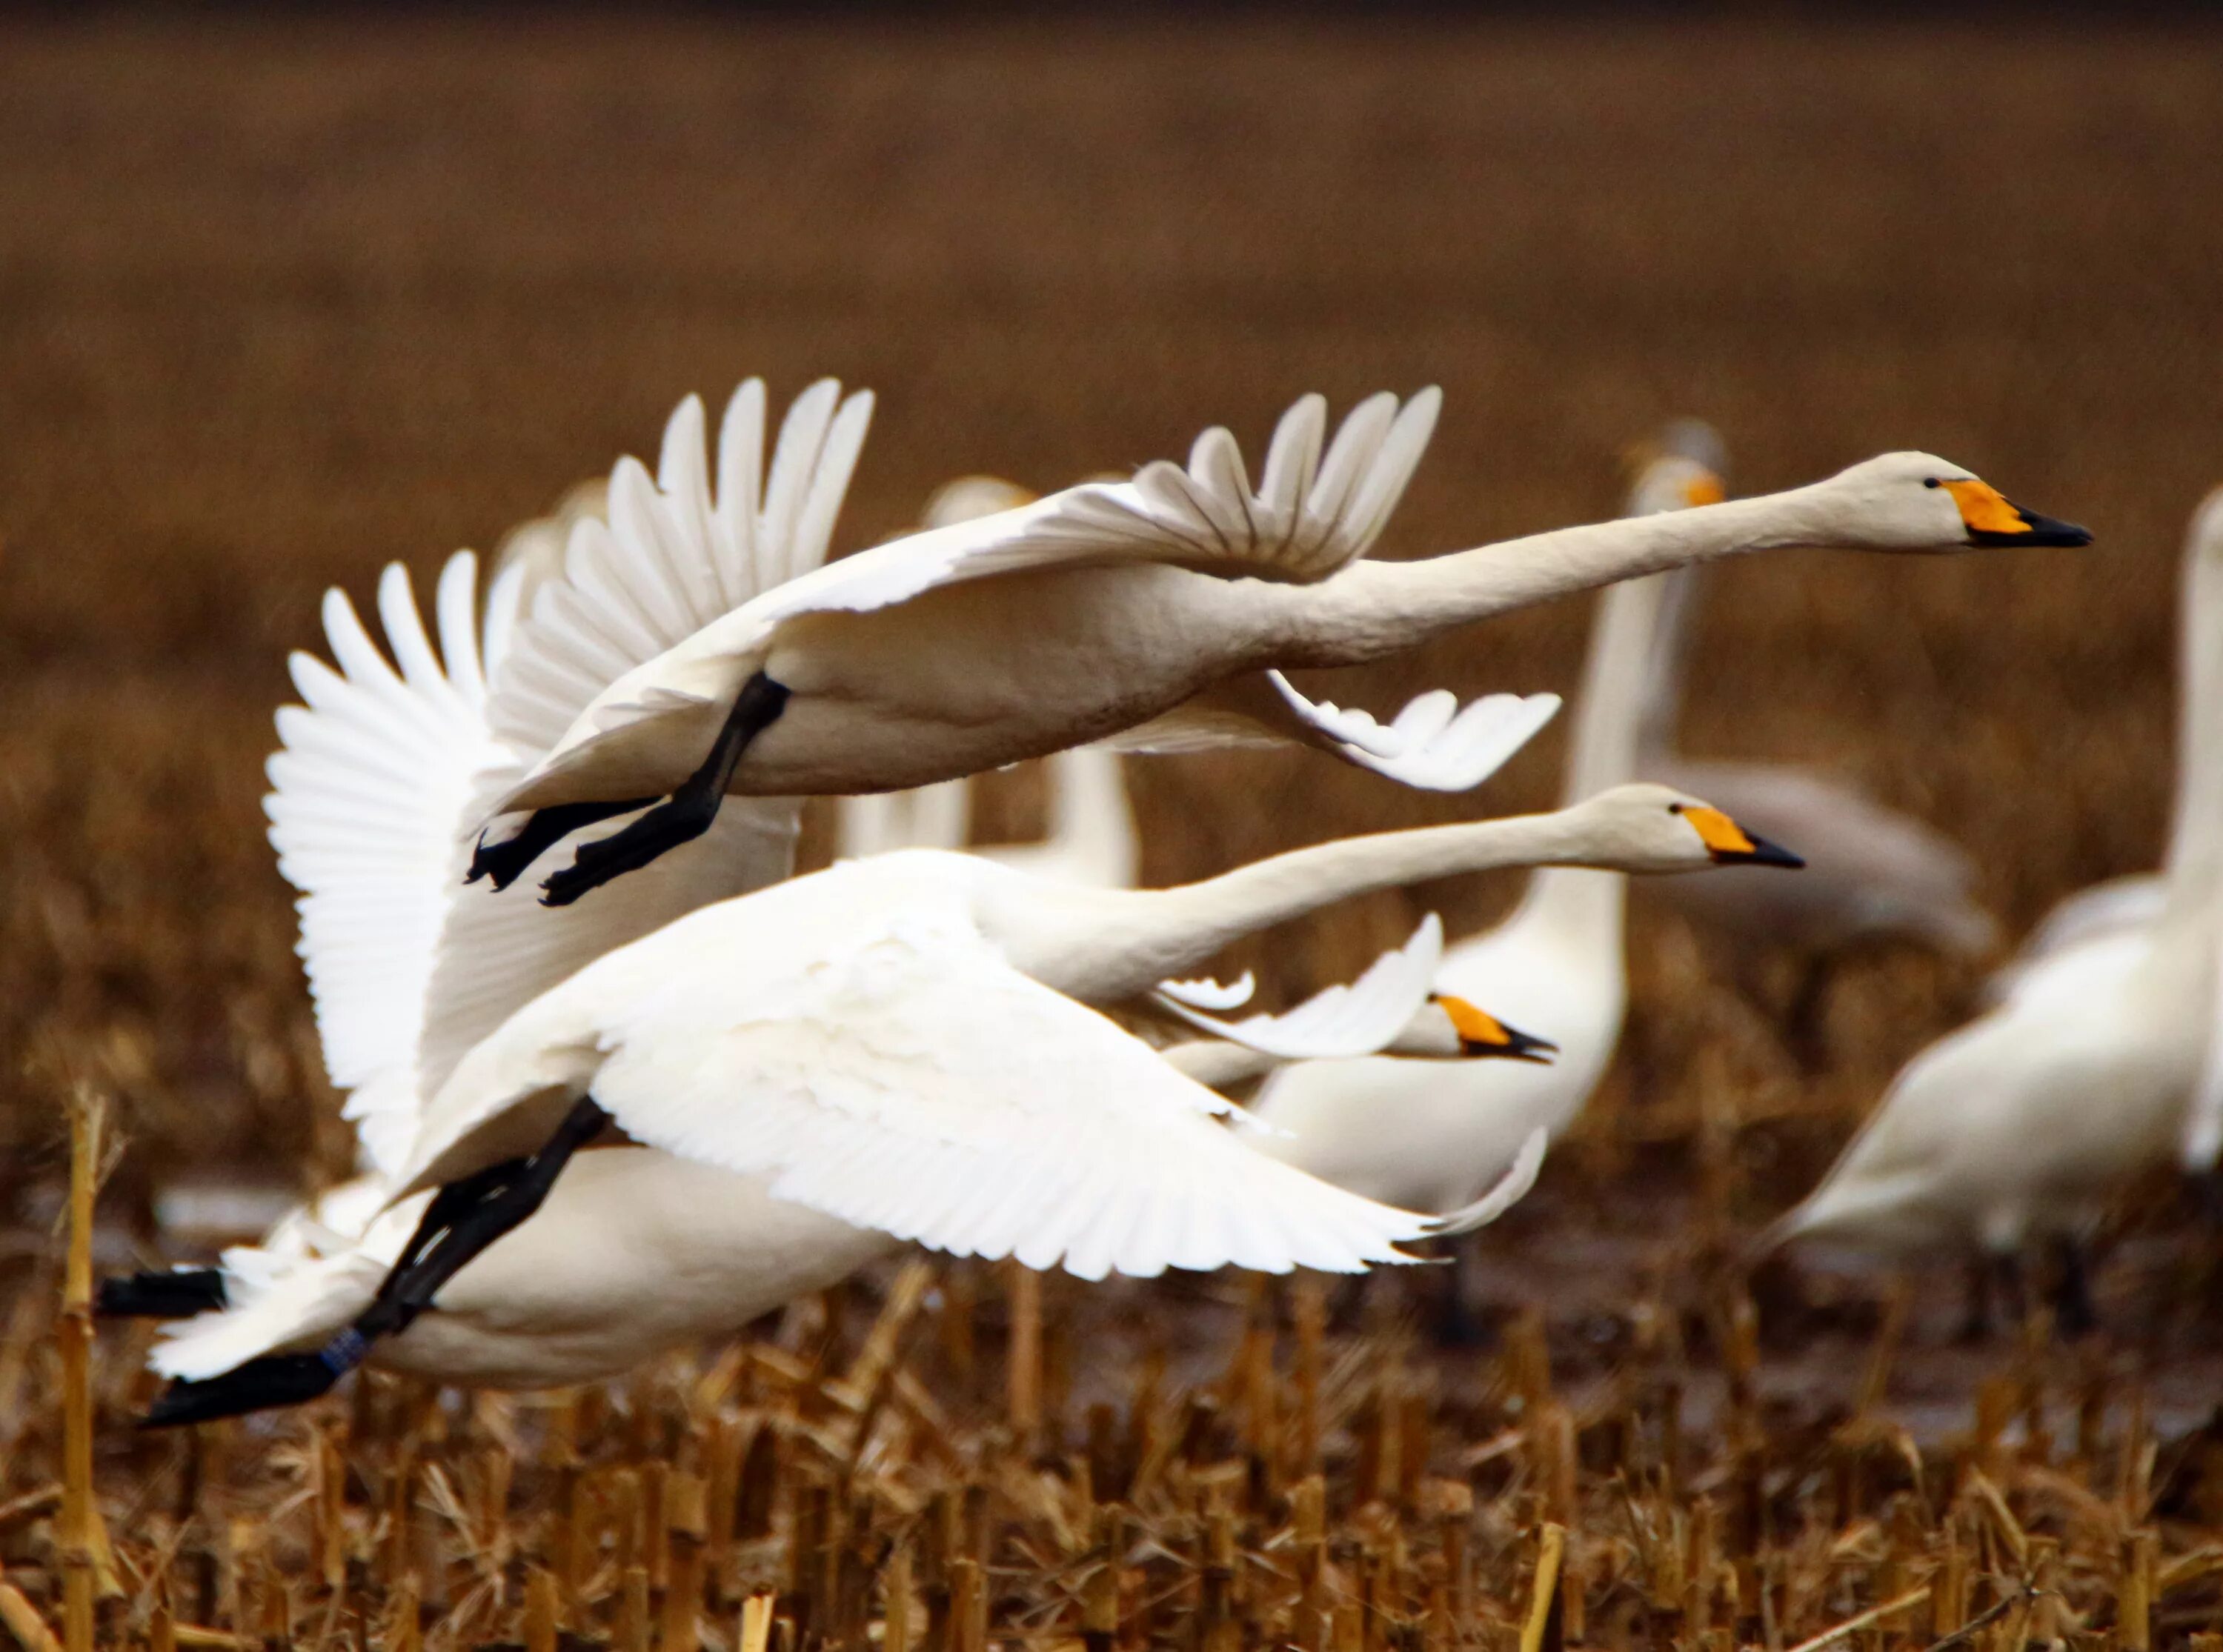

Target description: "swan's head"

left=1566, top=782, right=1806, bottom=873
left=1815, top=452, right=2091, bottom=552
left=1627, top=453, right=1727, bottom=519
left=1399, top=994, right=1560, bottom=1064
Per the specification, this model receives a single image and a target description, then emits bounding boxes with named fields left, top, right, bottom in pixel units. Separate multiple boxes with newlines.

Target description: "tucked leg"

left=140, top=1099, right=612, bottom=1428
left=540, top=673, right=791, bottom=907
left=2050, top=1233, right=2100, bottom=1340
left=468, top=796, right=657, bottom=891
left=97, top=1268, right=227, bottom=1319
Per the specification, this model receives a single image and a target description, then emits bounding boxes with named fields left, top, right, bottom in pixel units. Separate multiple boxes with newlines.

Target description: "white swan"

left=1752, top=490, right=2223, bottom=1330
left=1624, top=429, right=1998, bottom=1059
left=466, top=384, right=2084, bottom=905
left=1240, top=504, right=1687, bottom=1213
left=171, top=782, right=1778, bottom=1425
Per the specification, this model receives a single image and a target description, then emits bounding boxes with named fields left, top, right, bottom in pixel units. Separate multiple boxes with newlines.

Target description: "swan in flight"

left=1624, top=426, right=1999, bottom=1063
left=1751, top=490, right=2223, bottom=1334
left=464, top=384, right=2085, bottom=905
left=144, top=771, right=1793, bottom=1425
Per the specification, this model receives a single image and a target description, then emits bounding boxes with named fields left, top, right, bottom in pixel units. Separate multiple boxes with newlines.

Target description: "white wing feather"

left=1266, top=673, right=1561, bottom=793
left=1153, top=915, right=1446, bottom=1059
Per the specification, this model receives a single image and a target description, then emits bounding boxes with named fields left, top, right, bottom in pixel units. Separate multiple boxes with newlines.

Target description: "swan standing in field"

left=465, top=385, right=2087, bottom=907
left=147, top=773, right=1796, bottom=1424
left=1240, top=496, right=1702, bottom=1220
left=1626, top=427, right=1999, bottom=1063
left=1752, top=490, right=2223, bottom=1333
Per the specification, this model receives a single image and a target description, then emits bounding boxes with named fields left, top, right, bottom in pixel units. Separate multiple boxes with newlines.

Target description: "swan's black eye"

left=1924, top=477, right=1941, bottom=488
left=1667, top=802, right=1685, bottom=814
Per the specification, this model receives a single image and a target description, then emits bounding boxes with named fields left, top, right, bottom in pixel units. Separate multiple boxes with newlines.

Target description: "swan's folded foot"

left=2050, top=1236, right=2100, bottom=1340
left=469, top=797, right=657, bottom=891
left=141, top=1350, right=348, bottom=1428
left=538, top=672, right=789, bottom=907
left=97, top=1268, right=228, bottom=1319
left=365, top=1096, right=614, bottom=1339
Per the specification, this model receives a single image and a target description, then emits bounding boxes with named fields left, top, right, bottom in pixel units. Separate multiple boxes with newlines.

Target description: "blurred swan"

left=467, top=382, right=2086, bottom=907
left=1628, top=424, right=2000, bottom=1062
left=1243, top=519, right=1709, bottom=1216
left=1752, top=490, right=2223, bottom=1332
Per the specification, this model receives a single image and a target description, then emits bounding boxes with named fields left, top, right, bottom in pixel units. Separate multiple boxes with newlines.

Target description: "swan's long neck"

left=1005, top=807, right=1617, bottom=1003
left=1284, top=488, right=1830, bottom=668
left=2164, top=513, right=2223, bottom=905
left=1496, top=571, right=1675, bottom=950
left=1634, top=564, right=1702, bottom=759
left=1043, top=747, right=1138, bottom=888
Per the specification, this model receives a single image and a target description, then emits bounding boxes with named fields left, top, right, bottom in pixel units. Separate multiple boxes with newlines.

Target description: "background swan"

left=472, top=382, right=2084, bottom=905
left=1752, top=489, right=2223, bottom=1332
left=1626, top=427, right=1999, bottom=1065
left=1241, top=506, right=1687, bottom=1216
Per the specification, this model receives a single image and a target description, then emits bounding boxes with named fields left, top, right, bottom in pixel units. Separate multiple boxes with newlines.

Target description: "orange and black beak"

left=1433, top=995, right=1559, bottom=1064
left=1939, top=477, right=2092, bottom=548
left=1678, top=805, right=1806, bottom=869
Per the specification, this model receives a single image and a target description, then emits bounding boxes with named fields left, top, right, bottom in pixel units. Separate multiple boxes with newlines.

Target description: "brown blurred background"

left=2, top=11, right=2220, bottom=1217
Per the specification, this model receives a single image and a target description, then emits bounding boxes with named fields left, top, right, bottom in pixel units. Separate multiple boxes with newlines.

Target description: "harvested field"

left=4, top=12, right=2223, bottom=1648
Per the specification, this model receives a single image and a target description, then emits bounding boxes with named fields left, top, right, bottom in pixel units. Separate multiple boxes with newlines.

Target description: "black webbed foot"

left=98, top=1268, right=228, bottom=1319
left=468, top=796, right=657, bottom=890
left=142, top=1352, right=348, bottom=1428
left=537, top=672, right=790, bottom=906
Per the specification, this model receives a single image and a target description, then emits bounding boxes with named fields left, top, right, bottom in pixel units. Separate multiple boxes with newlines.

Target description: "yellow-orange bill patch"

left=1681, top=472, right=1727, bottom=508
left=1435, top=994, right=1512, bottom=1048
left=1941, top=478, right=2028, bottom=536
left=1683, top=805, right=1759, bottom=859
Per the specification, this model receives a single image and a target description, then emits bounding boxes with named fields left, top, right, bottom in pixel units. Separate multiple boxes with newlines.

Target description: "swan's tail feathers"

left=142, top=1351, right=349, bottom=1429
left=97, top=1268, right=228, bottom=1319
left=1429, top=1128, right=1549, bottom=1237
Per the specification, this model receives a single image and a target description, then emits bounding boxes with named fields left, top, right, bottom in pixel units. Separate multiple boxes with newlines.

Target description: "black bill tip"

left=1971, top=510, right=2093, bottom=549
left=1722, top=833, right=1805, bottom=870
left=1469, top=1025, right=1559, bottom=1065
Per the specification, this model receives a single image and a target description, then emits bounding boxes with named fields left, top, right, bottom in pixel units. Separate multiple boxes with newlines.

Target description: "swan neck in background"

left=2164, top=516, right=2223, bottom=897
left=1045, top=746, right=1140, bottom=888
left=1635, top=563, right=1703, bottom=760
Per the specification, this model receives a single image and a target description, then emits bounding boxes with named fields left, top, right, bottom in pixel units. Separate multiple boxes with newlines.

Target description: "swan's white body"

left=487, top=387, right=2082, bottom=855
left=1242, top=523, right=1678, bottom=1211
left=1628, top=447, right=1998, bottom=963
left=1763, top=492, right=2223, bottom=1259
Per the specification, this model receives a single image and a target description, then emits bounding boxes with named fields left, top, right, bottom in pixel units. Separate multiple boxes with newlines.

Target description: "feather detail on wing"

left=494, top=390, right=1442, bottom=815
left=548, top=916, right=1450, bottom=1280
left=265, top=555, right=519, bottom=1177
left=1266, top=673, right=1561, bottom=792
left=420, top=383, right=872, bottom=1101
left=1153, top=916, right=1446, bottom=1059
left=1427, top=1127, right=1547, bottom=1235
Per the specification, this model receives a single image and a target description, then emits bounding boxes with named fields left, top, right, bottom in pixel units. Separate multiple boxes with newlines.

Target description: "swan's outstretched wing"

left=415, top=382, right=871, bottom=1101
left=1154, top=915, right=1445, bottom=1059
left=493, top=390, right=1441, bottom=816
left=265, top=555, right=520, bottom=1176
left=402, top=910, right=1453, bottom=1282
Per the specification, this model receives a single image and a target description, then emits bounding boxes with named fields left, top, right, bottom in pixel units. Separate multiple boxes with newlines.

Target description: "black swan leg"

left=539, top=673, right=791, bottom=907
left=97, top=1268, right=228, bottom=1319
left=2051, top=1233, right=2100, bottom=1340
left=140, top=1099, right=611, bottom=1428
left=468, top=796, right=658, bottom=891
